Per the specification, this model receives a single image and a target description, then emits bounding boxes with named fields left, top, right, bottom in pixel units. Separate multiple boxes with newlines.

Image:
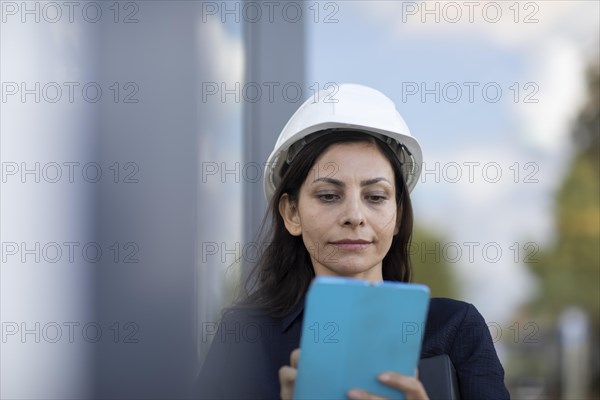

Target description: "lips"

left=330, top=239, right=372, bottom=250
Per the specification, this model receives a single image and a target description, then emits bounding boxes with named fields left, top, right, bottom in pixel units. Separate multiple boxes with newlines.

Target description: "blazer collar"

left=281, top=294, right=306, bottom=333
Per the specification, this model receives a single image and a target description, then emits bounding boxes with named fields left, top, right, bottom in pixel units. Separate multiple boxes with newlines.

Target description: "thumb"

left=291, top=348, right=300, bottom=369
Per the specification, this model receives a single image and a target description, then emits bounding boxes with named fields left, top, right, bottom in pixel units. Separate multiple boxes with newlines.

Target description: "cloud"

left=358, top=1, right=597, bottom=48
left=355, top=0, right=597, bottom=154
left=513, top=39, right=586, bottom=152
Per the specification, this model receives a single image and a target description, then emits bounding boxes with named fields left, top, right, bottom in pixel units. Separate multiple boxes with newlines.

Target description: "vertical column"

left=242, top=1, right=306, bottom=273
left=1, top=5, right=98, bottom=399
left=93, top=2, right=198, bottom=398
left=559, top=307, right=591, bottom=399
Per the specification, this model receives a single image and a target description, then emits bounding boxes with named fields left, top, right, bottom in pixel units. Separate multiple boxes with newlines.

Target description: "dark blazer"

left=197, top=296, right=510, bottom=399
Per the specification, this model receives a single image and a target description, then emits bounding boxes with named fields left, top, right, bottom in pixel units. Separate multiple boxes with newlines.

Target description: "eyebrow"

left=311, top=177, right=392, bottom=187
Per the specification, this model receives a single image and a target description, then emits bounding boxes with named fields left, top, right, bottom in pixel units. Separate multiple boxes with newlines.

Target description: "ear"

left=279, top=194, right=302, bottom=236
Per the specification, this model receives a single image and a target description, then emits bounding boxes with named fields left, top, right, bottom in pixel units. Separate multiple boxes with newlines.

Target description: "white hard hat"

left=263, top=83, right=422, bottom=201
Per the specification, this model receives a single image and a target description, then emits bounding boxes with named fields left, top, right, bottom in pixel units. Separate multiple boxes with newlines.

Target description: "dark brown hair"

left=239, top=130, right=414, bottom=318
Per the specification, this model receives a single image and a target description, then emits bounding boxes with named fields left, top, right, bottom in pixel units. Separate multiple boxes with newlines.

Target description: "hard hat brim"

left=263, top=122, right=422, bottom=202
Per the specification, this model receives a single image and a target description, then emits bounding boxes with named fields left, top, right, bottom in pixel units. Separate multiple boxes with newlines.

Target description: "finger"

left=279, top=365, right=297, bottom=385
left=347, top=388, right=387, bottom=400
left=279, top=366, right=297, bottom=400
left=290, top=348, right=301, bottom=369
left=378, top=372, right=429, bottom=400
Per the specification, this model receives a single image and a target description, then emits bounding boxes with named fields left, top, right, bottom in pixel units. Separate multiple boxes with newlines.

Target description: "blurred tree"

left=411, top=227, right=457, bottom=299
left=505, top=62, right=600, bottom=399
left=528, top=63, right=600, bottom=328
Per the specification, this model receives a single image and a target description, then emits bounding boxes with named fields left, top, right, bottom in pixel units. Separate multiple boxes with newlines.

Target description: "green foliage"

left=530, top=154, right=600, bottom=325
left=410, top=227, right=458, bottom=299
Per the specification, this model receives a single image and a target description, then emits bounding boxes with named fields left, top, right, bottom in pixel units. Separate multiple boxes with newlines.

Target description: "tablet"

left=293, top=276, right=430, bottom=400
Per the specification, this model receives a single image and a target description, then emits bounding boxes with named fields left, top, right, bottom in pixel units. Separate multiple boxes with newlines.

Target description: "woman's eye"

left=317, top=193, right=339, bottom=202
left=366, top=195, right=388, bottom=203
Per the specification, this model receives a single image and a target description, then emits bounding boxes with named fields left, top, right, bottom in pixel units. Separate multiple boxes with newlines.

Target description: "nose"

left=340, top=196, right=365, bottom=228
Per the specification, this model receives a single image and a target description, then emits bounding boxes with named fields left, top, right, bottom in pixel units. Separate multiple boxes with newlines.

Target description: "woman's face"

left=280, top=141, right=399, bottom=282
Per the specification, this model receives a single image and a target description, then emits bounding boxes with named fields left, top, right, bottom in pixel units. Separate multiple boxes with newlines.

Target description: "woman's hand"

left=347, top=371, right=429, bottom=400
left=279, top=348, right=300, bottom=400
left=280, top=351, right=428, bottom=400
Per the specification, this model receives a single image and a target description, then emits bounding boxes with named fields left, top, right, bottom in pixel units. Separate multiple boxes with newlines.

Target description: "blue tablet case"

left=293, top=277, right=430, bottom=400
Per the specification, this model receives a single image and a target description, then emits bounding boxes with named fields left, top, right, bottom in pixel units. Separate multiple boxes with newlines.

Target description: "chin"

left=325, top=263, right=380, bottom=277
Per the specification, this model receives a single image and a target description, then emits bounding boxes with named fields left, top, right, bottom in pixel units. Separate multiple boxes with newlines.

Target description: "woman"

left=197, top=84, right=510, bottom=399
